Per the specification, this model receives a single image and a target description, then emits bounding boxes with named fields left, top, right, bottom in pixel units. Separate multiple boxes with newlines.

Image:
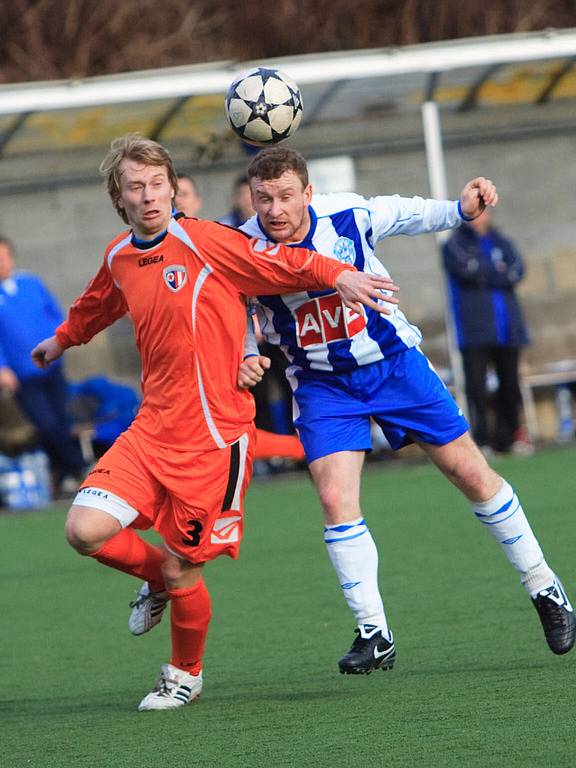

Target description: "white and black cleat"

left=532, top=577, right=575, bottom=655
left=338, top=624, right=396, bottom=674
left=138, top=663, right=203, bottom=711
left=129, top=582, right=168, bottom=636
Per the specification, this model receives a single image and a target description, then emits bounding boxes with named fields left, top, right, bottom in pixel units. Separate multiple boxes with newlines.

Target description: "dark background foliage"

left=1, top=0, right=575, bottom=83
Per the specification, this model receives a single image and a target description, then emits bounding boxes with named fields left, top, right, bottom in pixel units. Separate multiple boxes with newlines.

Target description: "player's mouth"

left=267, top=219, right=288, bottom=230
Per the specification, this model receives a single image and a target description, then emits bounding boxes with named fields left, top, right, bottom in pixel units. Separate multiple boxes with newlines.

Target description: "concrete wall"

left=359, top=131, right=576, bottom=372
left=0, top=129, right=574, bottom=388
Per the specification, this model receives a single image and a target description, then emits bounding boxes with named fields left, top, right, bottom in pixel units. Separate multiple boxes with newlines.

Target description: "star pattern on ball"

left=225, top=67, right=304, bottom=146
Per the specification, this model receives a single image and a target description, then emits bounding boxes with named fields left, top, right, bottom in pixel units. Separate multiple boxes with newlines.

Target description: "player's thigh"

left=417, top=432, right=501, bottom=502
left=289, top=372, right=373, bottom=463
left=75, top=431, right=165, bottom=531
left=157, top=431, right=254, bottom=564
left=308, top=450, right=365, bottom=523
left=372, top=348, right=469, bottom=449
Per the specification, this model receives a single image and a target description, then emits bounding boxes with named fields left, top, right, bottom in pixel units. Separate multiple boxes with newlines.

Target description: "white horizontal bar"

left=0, top=29, right=575, bottom=115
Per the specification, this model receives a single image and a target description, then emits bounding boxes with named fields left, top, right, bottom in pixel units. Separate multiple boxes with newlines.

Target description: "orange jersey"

left=56, top=215, right=351, bottom=451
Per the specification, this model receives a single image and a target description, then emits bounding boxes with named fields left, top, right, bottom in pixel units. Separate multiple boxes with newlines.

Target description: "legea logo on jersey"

left=210, top=515, right=241, bottom=544
left=163, top=265, right=188, bottom=292
left=294, top=292, right=366, bottom=347
left=333, top=236, right=356, bottom=264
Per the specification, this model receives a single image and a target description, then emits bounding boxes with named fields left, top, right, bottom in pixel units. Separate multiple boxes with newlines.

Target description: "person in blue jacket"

left=442, top=210, right=530, bottom=453
left=0, top=235, right=85, bottom=484
left=68, top=375, right=140, bottom=458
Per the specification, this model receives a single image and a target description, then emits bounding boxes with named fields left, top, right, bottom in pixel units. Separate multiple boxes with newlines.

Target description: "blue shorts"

left=289, top=347, right=469, bottom=463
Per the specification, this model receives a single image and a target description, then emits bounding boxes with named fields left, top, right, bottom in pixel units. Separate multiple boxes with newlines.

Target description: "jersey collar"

left=130, top=211, right=185, bottom=250
left=256, top=205, right=318, bottom=249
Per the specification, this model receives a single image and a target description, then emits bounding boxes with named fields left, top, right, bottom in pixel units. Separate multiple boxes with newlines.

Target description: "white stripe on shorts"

left=230, top=433, right=249, bottom=512
left=73, top=487, right=140, bottom=529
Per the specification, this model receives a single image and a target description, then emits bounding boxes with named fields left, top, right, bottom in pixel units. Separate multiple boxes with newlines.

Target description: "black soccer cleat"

left=532, top=578, right=576, bottom=655
left=338, top=624, right=396, bottom=675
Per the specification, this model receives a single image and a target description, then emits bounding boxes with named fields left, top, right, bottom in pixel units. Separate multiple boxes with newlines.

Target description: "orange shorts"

left=78, top=424, right=256, bottom=563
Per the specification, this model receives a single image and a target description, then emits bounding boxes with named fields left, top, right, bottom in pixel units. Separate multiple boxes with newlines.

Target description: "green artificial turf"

left=1, top=446, right=575, bottom=767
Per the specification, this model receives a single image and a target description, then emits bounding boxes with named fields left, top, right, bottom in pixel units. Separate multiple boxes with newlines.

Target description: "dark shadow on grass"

left=401, top=657, right=560, bottom=678
left=210, top=685, right=382, bottom=705
left=0, top=691, right=141, bottom=719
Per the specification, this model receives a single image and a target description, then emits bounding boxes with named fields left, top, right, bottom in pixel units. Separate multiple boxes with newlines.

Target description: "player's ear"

left=303, top=184, right=313, bottom=205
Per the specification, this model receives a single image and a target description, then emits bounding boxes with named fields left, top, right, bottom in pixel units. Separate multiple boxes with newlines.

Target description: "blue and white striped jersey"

left=241, top=192, right=464, bottom=373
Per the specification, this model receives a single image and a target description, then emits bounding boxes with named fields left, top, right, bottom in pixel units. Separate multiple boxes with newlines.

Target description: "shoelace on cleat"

left=153, top=673, right=178, bottom=697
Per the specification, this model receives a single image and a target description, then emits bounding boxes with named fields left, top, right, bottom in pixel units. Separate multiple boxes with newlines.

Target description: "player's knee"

left=316, top=484, right=347, bottom=518
left=161, top=557, right=186, bottom=588
left=65, top=517, right=99, bottom=554
left=161, top=556, right=202, bottom=590
left=451, top=453, right=499, bottom=500
left=64, top=505, right=116, bottom=555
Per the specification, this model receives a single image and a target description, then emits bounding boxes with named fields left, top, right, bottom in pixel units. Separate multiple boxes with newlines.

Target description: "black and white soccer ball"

left=225, top=67, right=303, bottom=146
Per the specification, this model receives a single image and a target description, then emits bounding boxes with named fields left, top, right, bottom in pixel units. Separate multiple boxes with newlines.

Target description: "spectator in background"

left=442, top=209, right=531, bottom=454
left=219, top=174, right=255, bottom=228
left=68, top=375, right=140, bottom=459
left=0, top=235, right=85, bottom=486
left=175, top=174, right=203, bottom=217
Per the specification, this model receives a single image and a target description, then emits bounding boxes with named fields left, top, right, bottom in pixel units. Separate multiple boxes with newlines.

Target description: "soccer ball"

left=225, top=67, right=303, bottom=146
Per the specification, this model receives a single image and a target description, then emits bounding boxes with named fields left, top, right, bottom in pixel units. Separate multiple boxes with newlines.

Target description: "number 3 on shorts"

left=182, top=519, right=204, bottom=547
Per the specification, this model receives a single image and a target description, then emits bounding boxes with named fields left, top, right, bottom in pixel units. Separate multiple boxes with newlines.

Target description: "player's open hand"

left=31, top=335, right=64, bottom=369
left=459, top=177, right=498, bottom=219
left=238, top=355, right=271, bottom=389
left=334, top=271, right=399, bottom=316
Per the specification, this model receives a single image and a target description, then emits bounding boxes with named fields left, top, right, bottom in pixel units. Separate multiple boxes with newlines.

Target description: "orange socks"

left=90, top=528, right=165, bottom=593
left=255, top=428, right=305, bottom=461
left=92, top=531, right=211, bottom=675
left=168, top=578, right=212, bottom=676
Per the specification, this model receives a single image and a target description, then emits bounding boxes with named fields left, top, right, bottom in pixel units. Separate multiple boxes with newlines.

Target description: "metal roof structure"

left=0, top=28, right=575, bottom=189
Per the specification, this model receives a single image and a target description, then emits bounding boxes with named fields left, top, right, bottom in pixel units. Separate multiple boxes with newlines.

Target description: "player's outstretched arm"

left=334, top=272, right=399, bottom=316
left=238, top=355, right=271, bottom=390
left=459, top=177, right=498, bottom=219
left=31, top=335, right=64, bottom=369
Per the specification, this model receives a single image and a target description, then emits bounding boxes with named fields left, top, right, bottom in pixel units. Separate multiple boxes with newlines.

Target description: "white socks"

left=324, top=517, right=389, bottom=635
left=471, top=479, right=554, bottom=596
left=323, top=479, right=553, bottom=634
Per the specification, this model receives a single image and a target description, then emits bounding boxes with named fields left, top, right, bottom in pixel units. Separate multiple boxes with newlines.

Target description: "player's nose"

left=269, top=198, right=283, bottom=216
left=143, top=184, right=156, bottom=201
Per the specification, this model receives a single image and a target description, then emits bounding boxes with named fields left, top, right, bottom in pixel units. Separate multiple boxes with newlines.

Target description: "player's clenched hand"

left=459, top=177, right=498, bottom=219
left=334, top=271, right=399, bottom=316
left=31, top=335, right=64, bottom=369
left=238, top=355, right=271, bottom=389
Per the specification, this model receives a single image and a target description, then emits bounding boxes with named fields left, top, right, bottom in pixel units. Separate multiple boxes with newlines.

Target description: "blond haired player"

left=32, top=134, right=399, bottom=710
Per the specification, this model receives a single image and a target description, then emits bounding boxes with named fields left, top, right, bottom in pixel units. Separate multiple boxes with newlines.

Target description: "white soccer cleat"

left=129, top=582, right=168, bottom=636
left=138, top=663, right=203, bottom=711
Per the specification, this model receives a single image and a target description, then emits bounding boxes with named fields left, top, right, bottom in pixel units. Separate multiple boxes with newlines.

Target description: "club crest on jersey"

left=163, top=265, right=187, bottom=292
left=333, top=236, right=356, bottom=264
